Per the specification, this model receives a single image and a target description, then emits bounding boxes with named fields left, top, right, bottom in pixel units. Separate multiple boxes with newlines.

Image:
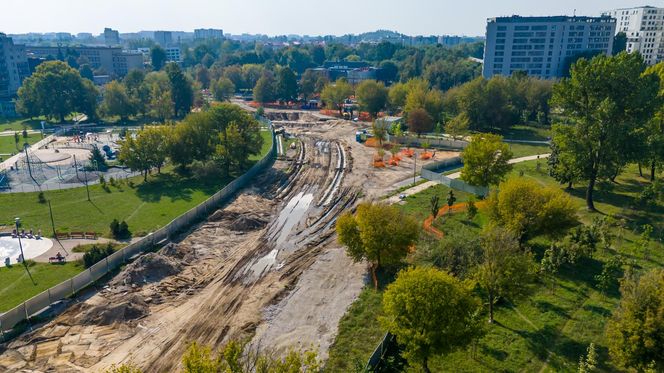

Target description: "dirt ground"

left=0, top=111, right=458, bottom=372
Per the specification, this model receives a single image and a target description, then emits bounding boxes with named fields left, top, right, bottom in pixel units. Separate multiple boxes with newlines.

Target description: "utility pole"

left=413, top=151, right=417, bottom=186
left=82, top=165, right=90, bottom=201
left=15, top=218, right=36, bottom=285
left=48, top=200, right=68, bottom=255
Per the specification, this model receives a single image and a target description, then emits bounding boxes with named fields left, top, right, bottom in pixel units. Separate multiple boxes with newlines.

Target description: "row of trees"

left=16, top=61, right=195, bottom=123
left=118, top=103, right=264, bottom=180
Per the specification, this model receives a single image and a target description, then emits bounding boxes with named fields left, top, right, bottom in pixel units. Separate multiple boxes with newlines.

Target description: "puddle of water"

left=272, top=191, right=314, bottom=247
left=246, top=248, right=278, bottom=279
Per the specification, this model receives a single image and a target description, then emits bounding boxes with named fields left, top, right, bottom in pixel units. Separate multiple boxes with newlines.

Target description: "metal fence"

left=421, top=157, right=489, bottom=197
left=0, top=125, right=276, bottom=337
left=391, top=135, right=468, bottom=150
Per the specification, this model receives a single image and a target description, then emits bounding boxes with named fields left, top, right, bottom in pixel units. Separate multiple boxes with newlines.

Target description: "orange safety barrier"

left=420, top=152, right=433, bottom=160
left=423, top=201, right=487, bottom=239
left=401, top=149, right=415, bottom=158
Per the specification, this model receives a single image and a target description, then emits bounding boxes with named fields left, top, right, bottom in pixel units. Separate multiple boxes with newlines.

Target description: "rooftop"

left=488, top=15, right=615, bottom=24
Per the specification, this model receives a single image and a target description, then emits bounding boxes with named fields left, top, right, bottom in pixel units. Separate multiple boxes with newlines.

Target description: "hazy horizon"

left=0, top=0, right=654, bottom=37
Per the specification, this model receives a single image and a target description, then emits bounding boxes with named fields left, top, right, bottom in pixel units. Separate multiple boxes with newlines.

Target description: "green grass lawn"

left=396, top=184, right=473, bottom=221
left=327, top=161, right=664, bottom=372
left=0, top=261, right=85, bottom=312
left=506, top=142, right=551, bottom=158
left=500, top=124, right=552, bottom=141
left=0, top=118, right=45, bottom=133
left=0, top=133, right=42, bottom=155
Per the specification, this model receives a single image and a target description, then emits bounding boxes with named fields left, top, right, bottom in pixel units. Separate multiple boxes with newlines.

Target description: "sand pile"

left=112, top=253, right=182, bottom=286
left=75, top=294, right=149, bottom=325
left=208, top=210, right=267, bottom=232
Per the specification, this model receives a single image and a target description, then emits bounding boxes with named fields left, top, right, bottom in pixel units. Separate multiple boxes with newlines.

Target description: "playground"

left=1, top=128, right=139, bottom=193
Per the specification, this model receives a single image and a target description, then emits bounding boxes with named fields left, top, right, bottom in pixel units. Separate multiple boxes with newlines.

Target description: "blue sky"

left=1, top=0, right=654, bottom=36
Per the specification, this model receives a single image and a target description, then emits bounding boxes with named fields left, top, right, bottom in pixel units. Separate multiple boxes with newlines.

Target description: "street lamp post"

left=15, top=217, right=36, bottom=285
left=413, top=151, right=418, bottom=186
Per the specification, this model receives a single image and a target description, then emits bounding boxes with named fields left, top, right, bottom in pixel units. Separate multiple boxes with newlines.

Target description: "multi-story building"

left=165, top=47, right=182, bottom=62
left=154, top=31, right=173, bottom=46
left=26, top=46, right=143, bottom=77
left=194, top=28, right=224, bottom=40
left=0, top=33, right=30, bottom=98
left=104, top=28, right=120, bottom=45
left=604, top=6, right=664, bottom=65
left=483, top=15, right=616, bottom=79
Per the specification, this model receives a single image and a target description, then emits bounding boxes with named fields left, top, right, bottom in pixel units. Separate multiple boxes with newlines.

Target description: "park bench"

left=56, top=232, right=69, bottom=240
left=84, top=232, right=97, bottom=239
left=48, top=255, right=66, bottom=264
left=70, top=232, right=85, bottom=239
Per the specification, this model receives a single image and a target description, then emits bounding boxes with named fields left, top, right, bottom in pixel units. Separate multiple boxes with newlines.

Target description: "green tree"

left=356, top=80, right=388, bottom=119
left=606, top=268, right=664, bottom=371
left=16, top=61, right=99, bottom=122
left=446, top=113, right=470, bottom=141
left=211, top=77, right=235, bottom=102
left=150, top=45, right=167, bottom=71
left=79, top=64, right=94, bottom=81
left=89, top=145, right=108, bottom=171
left=101, top=81, right=135, bottom=122
left=594, top=255, right=623, bottom=295
left=446, top=190, right=457, bottom=214
left=460, top=133, right=513, bottom=187
left=300, top=69, right=319, bottom=102
left=474, top=227, right=535, bottom=323
left=371, top=120, right=387, bottom=147
left=430, top=195, right=440, bottom=219
left=253, top=74, right=276, bottom=104
left=486, top=177, right=578, bottom=241
left=337, top=202, right=419, bottom=289
left=381, top=267, right=484, bottom=373
left=321, top=79, right=353, bottom=116
left=275, top=66, right=298, bottom=102
left=165, top=63, right=194, bottom=117
left=578, top=343, right=598, bottom=373
left=643, top=62, right=664, bottom=181
left=550, top=52, right=659, bottom=210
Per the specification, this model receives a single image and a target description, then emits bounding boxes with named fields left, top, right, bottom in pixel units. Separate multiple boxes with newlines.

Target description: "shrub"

left=110, top=219, right=130, bottom=239
left=83, top=243, right=116, bottom=268
left=37, top=191, right=46, bottom=204
left=635, top=182, right=660, bottom=207
left=191, top=160, right=223, bottom=181
left=466, top=197, right=478, bottom=220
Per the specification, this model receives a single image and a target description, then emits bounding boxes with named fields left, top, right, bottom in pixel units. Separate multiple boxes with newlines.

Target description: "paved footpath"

left=386, top=153, right=550, bottom=204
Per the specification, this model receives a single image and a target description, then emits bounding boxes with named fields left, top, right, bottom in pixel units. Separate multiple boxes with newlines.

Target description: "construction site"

left=0, top=110, right=460, bottom=372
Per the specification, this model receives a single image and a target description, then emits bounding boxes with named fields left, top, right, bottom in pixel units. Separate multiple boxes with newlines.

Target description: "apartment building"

left=26, top=46, right=143, bottom=77
left=0, top=33, right=30, bottom=98
left=194, top=28, right=224, bottom=40
left=604, top=6, right=664, bottom=65
left=154, top=31, right=173, bottom=46
left=104, top=28, right=120, bottom=45
left=483, top=15, right=616, bottom=79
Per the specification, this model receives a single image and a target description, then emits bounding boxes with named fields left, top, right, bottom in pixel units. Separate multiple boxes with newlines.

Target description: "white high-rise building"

left=604, top=6, right=664, bottom=65
left=483, top=15, right=616, bottom=79
left=194, top=28, right=224, bottom=40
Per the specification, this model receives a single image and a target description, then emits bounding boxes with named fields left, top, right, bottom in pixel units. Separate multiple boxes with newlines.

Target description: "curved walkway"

left=422, top=201, right=487, bottom=238
left=387, top=153, right=550, bottom=204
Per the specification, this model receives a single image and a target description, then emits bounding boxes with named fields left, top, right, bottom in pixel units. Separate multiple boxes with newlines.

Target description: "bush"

left=37, top=191, right=46, bottom=204
left=191, top=160, right=224, bottom=181
left=110, top=219, right=131, bottom=239
left=83, top=243, right=116, bottom=268
left=466, top=197, right=478, bottom=220
left=635, top=182, right=660, bottom=207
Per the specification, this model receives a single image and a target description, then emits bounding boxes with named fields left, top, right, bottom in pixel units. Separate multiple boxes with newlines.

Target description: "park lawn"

left=327, top=161, right=664, bottom=372
left=500, top=124, right=551, bottom=141
left=506, top=142, right=551, bottom=158
left=0, top=118, right=44, bottom=133
left=0, top=133, right=42, bottom=155
left=0, top=130, right=273, bottom=237
left=0, top=261, right=85, bottom=312
left=396, top=184, right=473, bottom=221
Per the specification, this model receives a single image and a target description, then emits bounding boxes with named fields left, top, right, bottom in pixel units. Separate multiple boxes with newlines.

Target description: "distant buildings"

left=0, top=33, right=30, bottom=116
left=164, top=47, right=182, bottom=62
left=194, top=28, right=224, bottom=40
left=104, top=28, right=120, bottom=45
left=309, top=61, right=384, bottom=84
left=154, top=31, right=173, bottom=46
left=483, top=15, right=616, bottom=79
left=26, top=46, right=143, bottom=77
left=604, top=6, right=664, bottom=65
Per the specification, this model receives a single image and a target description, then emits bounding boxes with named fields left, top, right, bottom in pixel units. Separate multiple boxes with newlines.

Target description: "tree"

left=300, top=69, right=319, bottom=102
left=356, top=80, right=388, bottom=119
left=118, top=134, right=152, bottom=181
left=407, top=108, right=433, bottom=136
left=89, top=145, right=108, bottom=171
left=195, top=65, right=211, bottom=89
left=371, top=120, right=387, bottom=147
left=430, top=195, right=440, bottom=219
left=79, top=64, right=94, bottom=81
left=578, top=343, right=598, bottom=373
left=550, top=52, right=659, bottom=211
left=460, top=134, right=513, bottom=187
left=101, top=81, right=135, bottom=122
left=594, top=255, right=623, bottom=295
left=165, top=63, right=194, bottom=117
left=275, top=66, right=298, bottom=102
left=486, top=178, right=577, bottom=241
left=446, top=190, right=457, bottom=214
left=16, top=61, right=99, bottom=122
left=139, top=126, right=170, bottom=174
left=211, top=77, right=235, bottom=102
left=380, top=267, right=484, bottom=373
left=548, top=132, right=581, bottom=190
left=606, top=268, right=664, bottom=371
left=474, top=227, right=535, bottom=323
left=150, top=46, right=167, bottom=71
left=446, top=113, right=470, bottom=141
left=253, top=74, right=276, bottom=104
left=321, top=79, right=353, bottom=116
left=337, top=202, right=419, bottom=289
left=643, top=63, right=664, bottom=181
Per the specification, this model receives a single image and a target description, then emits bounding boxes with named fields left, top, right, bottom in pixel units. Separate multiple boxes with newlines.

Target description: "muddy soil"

left=0, top=111, right=459, bottom=372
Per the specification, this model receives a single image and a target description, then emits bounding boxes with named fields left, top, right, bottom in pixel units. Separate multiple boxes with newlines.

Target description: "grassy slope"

left=0, top=130, right=272, bottom=236
left=326, top=161, right=664, bottom=372
left=0, top=261, right=84, bottom=312
left=506, top=142, right=551, bottom=158
left=0, top=133, right=42, bottom=155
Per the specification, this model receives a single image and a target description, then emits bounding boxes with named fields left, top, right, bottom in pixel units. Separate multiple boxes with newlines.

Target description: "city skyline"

left=0, top=0, right=653, bottom=37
